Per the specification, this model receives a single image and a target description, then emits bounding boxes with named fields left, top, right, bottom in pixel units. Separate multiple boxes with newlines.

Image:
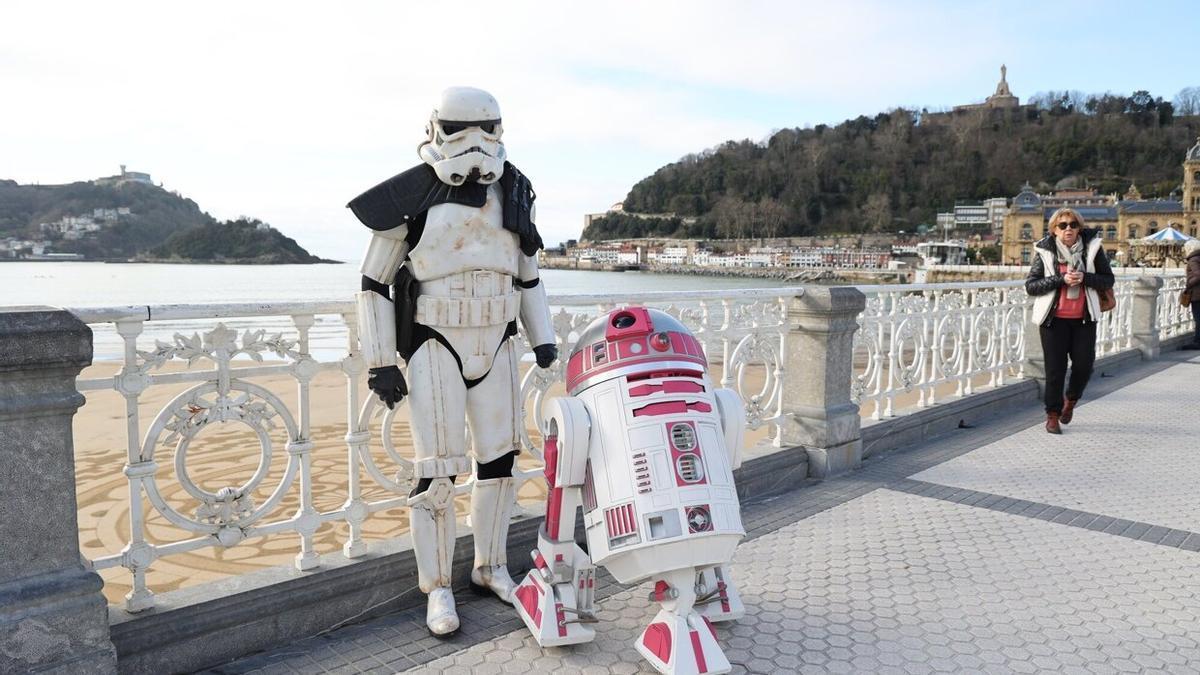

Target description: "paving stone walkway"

left=209, top=352, right=1200, bottom=674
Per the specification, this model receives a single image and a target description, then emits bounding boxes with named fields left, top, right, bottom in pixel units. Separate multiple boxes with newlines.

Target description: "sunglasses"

left=1056, top=220, right=1081, bottom=230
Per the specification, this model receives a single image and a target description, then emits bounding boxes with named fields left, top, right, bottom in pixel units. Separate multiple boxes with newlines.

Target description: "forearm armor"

left=517, top=253, right=554, bottom=348
left=356, top=227, right=410, bottom=368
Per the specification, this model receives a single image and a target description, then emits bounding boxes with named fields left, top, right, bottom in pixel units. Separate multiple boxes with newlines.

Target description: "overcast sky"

left=2, top=1, right=1195, bottom=262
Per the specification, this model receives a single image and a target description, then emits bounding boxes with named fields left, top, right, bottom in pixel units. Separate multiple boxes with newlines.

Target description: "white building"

left=937, top=198, right=1009, bottom=235
left=652, top=246, right=689, bottom=265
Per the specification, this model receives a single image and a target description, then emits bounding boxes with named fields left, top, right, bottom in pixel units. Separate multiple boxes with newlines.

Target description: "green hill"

left=0, top=179, right=215, bottom=258
left=0, top=178, right=329, bottom=263
left=145, top=218, right=333, bottom=264
left=584, top=90, right=1200, bottom=241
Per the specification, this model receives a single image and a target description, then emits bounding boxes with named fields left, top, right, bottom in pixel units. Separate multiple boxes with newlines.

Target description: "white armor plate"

left=407, top=184, right=519, bottom=282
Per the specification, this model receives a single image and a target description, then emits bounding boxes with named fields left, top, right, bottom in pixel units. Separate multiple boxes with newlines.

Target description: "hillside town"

left=556, top=135, right=1200, bottom=275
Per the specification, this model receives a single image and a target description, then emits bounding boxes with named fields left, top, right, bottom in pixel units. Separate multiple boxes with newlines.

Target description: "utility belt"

left=415, top=292, right=521, bottom=328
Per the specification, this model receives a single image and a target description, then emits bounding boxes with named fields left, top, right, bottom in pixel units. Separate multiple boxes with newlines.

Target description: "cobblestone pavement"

left=912, top=357, right=1200, bottom=533
left=210, top=352, right=1200, bottom=674
left=415, top=489, right=1200, bottom=674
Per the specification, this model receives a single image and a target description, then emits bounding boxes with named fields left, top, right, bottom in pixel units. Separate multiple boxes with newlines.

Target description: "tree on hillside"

left=582, top=87, right=1200, bottom=241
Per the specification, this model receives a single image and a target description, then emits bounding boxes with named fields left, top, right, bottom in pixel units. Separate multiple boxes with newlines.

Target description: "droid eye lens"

left=612, top=313, right=636, bottom=329
left=651, top=332, right=671, bottom=351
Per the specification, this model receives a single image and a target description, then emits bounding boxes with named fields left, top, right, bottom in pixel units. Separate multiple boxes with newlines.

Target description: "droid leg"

left=695, top=565, right=745, bottom=623
left=405, top=340, right=470, bottom=635
left=637, top=568, right=732, bottom=675
left=514, top=487, right=597, bottom=647
left=514, top=398, right=598, bottom=646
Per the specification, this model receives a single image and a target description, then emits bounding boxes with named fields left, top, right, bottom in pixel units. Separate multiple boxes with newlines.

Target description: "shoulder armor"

left=499, top=162, right=544, bottom=256
left=347, top=163, right=488, bottom=232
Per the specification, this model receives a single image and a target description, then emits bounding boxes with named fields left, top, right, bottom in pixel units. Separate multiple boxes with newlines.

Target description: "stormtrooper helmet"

left=418, top=86, right=507, bottom=186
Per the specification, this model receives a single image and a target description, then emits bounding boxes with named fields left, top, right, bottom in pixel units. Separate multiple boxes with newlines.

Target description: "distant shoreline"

left=541, top=257, right=912, bottom=284
left=0, top=257, right=342, bottom=265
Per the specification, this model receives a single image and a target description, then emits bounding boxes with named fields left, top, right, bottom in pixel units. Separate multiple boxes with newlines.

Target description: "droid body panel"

left=514, top=307, right=747, bottom=675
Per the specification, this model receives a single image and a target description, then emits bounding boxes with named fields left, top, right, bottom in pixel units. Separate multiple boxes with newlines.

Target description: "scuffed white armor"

left=418, top=86, right=507, bottom=186
left=355, top=86, right=553, bottom=636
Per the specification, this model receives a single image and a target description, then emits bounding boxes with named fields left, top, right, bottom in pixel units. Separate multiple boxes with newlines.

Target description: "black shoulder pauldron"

left=347, top=161, right=543, bottom=255
left=347, top=163, right=486, bottom=231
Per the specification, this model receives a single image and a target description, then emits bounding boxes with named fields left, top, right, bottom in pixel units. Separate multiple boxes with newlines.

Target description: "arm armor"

left=517, top=253, right=555, bottom=349
left=355, top=226, right=409, bottom=369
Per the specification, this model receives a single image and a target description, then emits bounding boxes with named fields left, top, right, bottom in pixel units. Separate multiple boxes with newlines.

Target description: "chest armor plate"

left=408, top=184, right=520, bottom=282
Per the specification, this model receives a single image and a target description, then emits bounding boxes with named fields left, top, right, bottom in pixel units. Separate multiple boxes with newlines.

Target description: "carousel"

left=1129, top=226, right=1196, bottom=268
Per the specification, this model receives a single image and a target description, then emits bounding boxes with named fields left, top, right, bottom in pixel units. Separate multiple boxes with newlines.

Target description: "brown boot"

left=1045, top=412, right=1062, bottom=435
left=1060, top=398, right=1077, bottom=425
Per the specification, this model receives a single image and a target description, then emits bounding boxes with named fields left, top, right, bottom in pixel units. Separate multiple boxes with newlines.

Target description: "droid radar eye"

left=612, top=312, right=636, bottom=329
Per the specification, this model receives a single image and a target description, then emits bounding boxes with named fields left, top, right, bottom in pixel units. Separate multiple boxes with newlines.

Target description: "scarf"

left=1055, top=238, right=1085, bottom=300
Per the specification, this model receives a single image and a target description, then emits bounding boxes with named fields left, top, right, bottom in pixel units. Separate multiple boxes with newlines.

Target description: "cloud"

left=1, top=0, right=1190, bottom=263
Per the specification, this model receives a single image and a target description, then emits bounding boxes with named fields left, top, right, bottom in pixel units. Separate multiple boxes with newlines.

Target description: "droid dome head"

left=564, top=307, right=709, bottom=395
left=418, top=86, right=507, bottom=186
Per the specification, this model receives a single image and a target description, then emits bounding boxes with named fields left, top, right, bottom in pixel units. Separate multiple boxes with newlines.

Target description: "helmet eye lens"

left=438, top=121, right=499, bottom=138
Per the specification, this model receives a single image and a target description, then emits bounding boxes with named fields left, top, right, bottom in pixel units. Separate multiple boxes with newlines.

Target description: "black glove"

left=367, top=366, right=408, bottom=409
left=533, top=344, right=558, bottom=369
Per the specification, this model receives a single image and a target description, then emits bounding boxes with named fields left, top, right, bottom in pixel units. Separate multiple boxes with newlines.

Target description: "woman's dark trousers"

left=1192, top=300, right=1200, bottom=345
left=1038, top=319, right=1097, bottom=413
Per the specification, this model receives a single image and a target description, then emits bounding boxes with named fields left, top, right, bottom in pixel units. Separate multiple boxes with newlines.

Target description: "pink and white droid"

left=513, top=307, right=746, bottom=675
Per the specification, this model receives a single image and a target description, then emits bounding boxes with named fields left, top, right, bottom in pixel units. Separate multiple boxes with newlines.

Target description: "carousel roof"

left=1141, top=226, right=1193, bottom=243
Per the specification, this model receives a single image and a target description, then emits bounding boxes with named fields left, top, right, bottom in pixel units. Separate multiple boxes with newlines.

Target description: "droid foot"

left=636, top=608, right=730, bottom=675
left=696, top=566, right=744, bottom=623
left=425, top=587, right=460, bottom=636
left=471, top=564, right=516, bottom=604
left=513, top=570, right=596, bottom=647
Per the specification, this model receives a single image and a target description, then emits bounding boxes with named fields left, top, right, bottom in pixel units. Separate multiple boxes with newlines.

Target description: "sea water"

left=0, top=262, right=795, bottom=360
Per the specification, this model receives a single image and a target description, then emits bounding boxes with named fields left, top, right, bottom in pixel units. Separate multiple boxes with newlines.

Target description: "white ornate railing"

left=851, top=281, right=1029, bottom=419
left=1096, top=278, right=1136, bottom=356
left=928, top=264, right=1185, bottom=276
left=70, top=288, right=799, bottom=611
left=67, top=274, right=1178, bottom=610
left=1158, top=276, right=1194, bottom=341
left=849, top=277, right=1142, bottom=420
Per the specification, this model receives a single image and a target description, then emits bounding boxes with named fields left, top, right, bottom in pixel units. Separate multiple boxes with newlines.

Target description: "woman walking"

left=1184, top=239, right=1200, bottom=350
left=1024, top=207, right=1115, bottom=434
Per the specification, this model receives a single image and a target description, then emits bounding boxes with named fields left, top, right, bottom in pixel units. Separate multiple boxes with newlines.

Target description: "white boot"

left=469, top=476, right=518, bottom=603
left=425, top=587, right=459, bottom=636
left=410, top=478, right=460, bottom=635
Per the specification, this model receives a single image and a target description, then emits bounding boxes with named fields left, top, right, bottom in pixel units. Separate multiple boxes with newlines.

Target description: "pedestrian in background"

left=1024, top=207, right=1115, bottom=434
left=1183, top=238, right=1200, bottom=350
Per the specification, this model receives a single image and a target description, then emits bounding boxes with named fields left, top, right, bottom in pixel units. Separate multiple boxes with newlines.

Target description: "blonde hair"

left=1048, top=207, right=1087, bottom=232
left=1185, top=238, right=1200, bottom=257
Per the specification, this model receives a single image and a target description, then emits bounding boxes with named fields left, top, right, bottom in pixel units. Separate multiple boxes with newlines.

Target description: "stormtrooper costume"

left=349, top=87, right=556, bottom=636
